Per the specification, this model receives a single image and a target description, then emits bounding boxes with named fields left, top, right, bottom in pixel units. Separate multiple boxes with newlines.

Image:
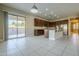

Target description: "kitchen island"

left=44, top=28, right=63, bottom=40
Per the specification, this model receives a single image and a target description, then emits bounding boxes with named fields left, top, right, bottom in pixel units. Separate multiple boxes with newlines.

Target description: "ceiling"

left=2, top=3, right=79, bottom=20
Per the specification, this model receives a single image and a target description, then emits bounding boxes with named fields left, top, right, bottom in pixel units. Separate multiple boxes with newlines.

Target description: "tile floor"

left=0, top=34, right=79, bottom=56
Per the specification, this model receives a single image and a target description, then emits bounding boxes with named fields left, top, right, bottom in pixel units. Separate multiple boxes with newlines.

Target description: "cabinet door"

left=34, top=18, right=44, bottom=27
left=34, top=18, right=38, bottom=26
left=40, top=20, right=44, bottom=27
left=38, top=19, right=41, bottom=26
left=44, top=21, right=49, bottom=27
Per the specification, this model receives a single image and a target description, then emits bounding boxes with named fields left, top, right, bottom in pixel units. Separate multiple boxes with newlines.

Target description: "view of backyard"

left=8, top=15, right=25, bottom=38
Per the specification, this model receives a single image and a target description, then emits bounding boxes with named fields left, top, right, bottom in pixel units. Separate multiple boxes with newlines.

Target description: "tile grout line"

left=16, top=46, right=25, bottom=56
left=60, top=44, right=68, bottom=56
left=76, top=45, right=79, bottom=56
left=15, top=42, right=25, bottom=56
left=60, top=36, right=71, bottom=56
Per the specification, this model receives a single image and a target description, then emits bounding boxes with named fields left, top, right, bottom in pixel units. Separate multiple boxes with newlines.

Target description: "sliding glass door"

left=8, top=15, right=17, bottom=38
left=8, top=14, right=26, bottom=39
left=17, top=17, right=25, bottom=37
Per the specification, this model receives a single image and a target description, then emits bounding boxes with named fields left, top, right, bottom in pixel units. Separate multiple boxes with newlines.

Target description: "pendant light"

left=30, top=3, right=38, bottom=13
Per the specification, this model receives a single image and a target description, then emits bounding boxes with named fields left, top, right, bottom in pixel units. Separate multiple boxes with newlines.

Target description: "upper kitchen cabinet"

left=34, top=18, right=48, bottom=27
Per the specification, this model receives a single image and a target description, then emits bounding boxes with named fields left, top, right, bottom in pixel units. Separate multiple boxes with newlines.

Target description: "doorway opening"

left=71, top=19, right=79, bottom=34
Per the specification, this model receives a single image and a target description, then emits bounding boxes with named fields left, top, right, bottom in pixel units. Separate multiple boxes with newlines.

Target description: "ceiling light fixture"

left=30, top=3, right=38, bottom=13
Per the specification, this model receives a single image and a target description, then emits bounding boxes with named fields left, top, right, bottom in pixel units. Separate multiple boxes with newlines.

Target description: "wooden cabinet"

left=34, top=18, right=69, bottom=36
left=34, top=18, right=68, bottom=27
left=34, top=18, right=55, bottom=27
left=34, top=18, right=44, bottom=27
left=34, top=18, right=38, bottom=26
left=40, top=20, right=44, bottom=27
left=44, top=21, right=49, bottom=27
left=34, top=18, right=49, bottom=27
left=55, top=20, right=68, bottom=26
left=48, top=22, right=56, bottom=27
left=48, top=22, right=51, bottom=27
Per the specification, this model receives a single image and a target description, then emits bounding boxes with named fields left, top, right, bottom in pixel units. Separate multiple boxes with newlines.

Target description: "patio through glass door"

left=8, top=14, right=26, bottom=39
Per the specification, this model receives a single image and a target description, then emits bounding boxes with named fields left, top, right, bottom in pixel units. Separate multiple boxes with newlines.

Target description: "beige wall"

left=0, top=11, right=5, bottom=41
left=68, top=19, right=71, bottom=36
left=26, top=16, right=35, bottom=37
